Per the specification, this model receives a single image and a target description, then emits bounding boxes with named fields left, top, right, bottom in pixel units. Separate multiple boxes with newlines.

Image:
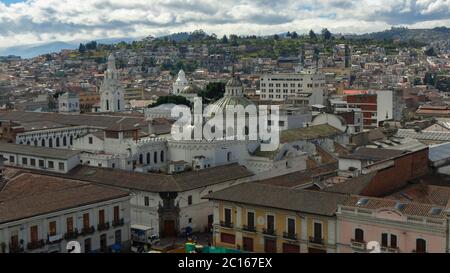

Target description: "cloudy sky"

left=0, top=0, right=449, bottom=48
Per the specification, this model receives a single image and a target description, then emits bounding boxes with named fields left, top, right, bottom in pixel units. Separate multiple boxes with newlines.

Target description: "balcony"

left=47, top=234, right=63, bottom=245
left=27, top=239, right=45, bottom=250
left=97, top=222, right=110, bottom=232
left=262, top=228, right=276, bottom=236
left=81, top=226, right=95, bottom=236
left=64, top=229, right=79, bottom=240
left=283, top=232, right=297, bottom=241
left=9, top=243, right=24, bottom=253
left=220, top=221, right=233, bottom=228
left=112, top=218, right=124, bottom=227
left=309, top=236, right=324, bottom=245
left=350, top=239, right=366, bottom=251
left=381, top=246, right=400, bottom=253
left=242, top=225, right=256, bottom=233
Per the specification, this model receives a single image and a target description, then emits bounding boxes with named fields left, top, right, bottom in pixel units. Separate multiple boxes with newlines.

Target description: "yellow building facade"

left=211, top=201, right=337, bottom=253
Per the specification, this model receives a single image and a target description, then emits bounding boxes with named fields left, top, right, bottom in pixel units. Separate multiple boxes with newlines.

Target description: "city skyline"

left=0, top=0, right=449, bottom=49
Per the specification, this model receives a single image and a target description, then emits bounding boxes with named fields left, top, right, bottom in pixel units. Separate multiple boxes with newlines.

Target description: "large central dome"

left=208, top=69, right=254, bottom=113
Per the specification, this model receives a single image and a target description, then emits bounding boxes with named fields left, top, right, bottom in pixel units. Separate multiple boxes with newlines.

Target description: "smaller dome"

left=180, top=83, right=201, bottom=95
left=226, top=76, right=243, bottom=88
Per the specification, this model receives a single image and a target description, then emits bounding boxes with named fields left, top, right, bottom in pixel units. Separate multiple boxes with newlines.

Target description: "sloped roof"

left=205, top=183, right=348, bottom=216
left=280, top=124, right=343, bottom=143
left=63, top=163, right=253, bottom=193
left=0, top=173, right=130, bottom=224
left=324, top=173, right=377, bottom=195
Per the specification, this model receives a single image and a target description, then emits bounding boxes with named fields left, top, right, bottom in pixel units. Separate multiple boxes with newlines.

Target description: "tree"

left=321, top=28, right=332, bottom=40
left=78, top=43, right=86, bottom=53
left=197, top=82, right=226, bottom=102
left=229, top=34, right=239, bottom=46
left=309, top=30, right=317, bottom=41
left=424, top=72, right=436, bottom=86
left=436, top=76, right=450, bottom=92
left=273, top=34, right=280, bottom=40
left=291, top=31, right=299, bottom=39
left=85, top=41, right=97, bottom=50
left=149, top=95, right=191, bottom=108
left=425, top=47, right=437, bottom=56
left=221, top=35, right=228, bottom=44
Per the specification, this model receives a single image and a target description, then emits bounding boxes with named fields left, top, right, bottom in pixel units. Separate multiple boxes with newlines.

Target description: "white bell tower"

left=100, top=54, right=125, bottom=112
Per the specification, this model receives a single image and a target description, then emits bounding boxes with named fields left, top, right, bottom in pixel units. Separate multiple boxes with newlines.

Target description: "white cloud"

left=0, top=0, right=449, bottom=48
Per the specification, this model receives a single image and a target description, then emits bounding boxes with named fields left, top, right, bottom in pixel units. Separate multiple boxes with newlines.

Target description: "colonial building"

left=0, top=172, right=131, bottom=253
left=60, top=163, right=254, bottom=237
left=58, top=92, right=80, bottom=113
left=206, top=183, right=347, bottom=253
left=337, top=195, right=449, bottom=253
left=0, top=143, right=80, bottom=174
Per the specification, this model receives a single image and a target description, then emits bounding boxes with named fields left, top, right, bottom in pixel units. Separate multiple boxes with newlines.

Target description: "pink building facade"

left=336, top=195, right=448, bottom=253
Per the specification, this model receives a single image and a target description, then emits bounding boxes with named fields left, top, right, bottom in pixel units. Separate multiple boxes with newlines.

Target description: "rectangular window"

left=287, top=218, right=295, bottom=235
left=224, top=208, right=232, bottom=224
left=144, top=196, right=149, bottom=206
left=49, top=221, right=57, bottom=236
left=22, top=157, right=27, bottom=165
left=314, top=222, right=322, bottom=239
left=390, top=234, right=397, bottom=248
left=247, top=212, right=255, bottom=228
left=39, top=160, right=44, bottom=168
left=58, top=162, right=65, bottom=171
left=267, top=215, right=275, bottom=231
left=9, top=156, right=14, bottom=163
left=115, top=230, right=122, bottom=245
left=220, top=233, right=236, bottom=244
left=30, top=225, right=38, bottom=243
left=113, top=206, right=120, bottom=222
left=30, top=158, right=36, bottom=166
left=88, top=137, right=93, bottom=144
left=83, top=213, right=90, bottom=229
left=66, top=217, right=73, bottom=233
left=381, top=233, right=388, bottom=247
left=99, top=209, right=105, bottom=225
left=48, top=161, right=54, bottom=169
left=188, top=195, right=192, bottom=205
left=84, top=238, right=91, bottom=253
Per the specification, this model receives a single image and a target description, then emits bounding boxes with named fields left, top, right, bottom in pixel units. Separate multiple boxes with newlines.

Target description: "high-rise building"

left=259, top=70, right=326, bottom=106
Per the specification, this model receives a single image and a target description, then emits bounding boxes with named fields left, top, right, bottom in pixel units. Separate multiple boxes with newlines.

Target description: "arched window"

left=139, top=154, right=143, bottom=165
left=160, top=151, right=164, bottom=162
left=56, top=138, right=60, bottom=147
left=49, top=138, right=53, bottom=148
left=354, top=228, right=364, bottom=243
left=26, top=141, right=30, bottom=145
left=63, top=136, right=67, bottom=146
left=106, top=100, right=110, bottom=111
left=70, top=136, right=73, bottom=145
left=34, top=139, right=38, bottom=146
left=146, top=153, right=151, bottom=164
left=41, top=139, right=45, bottom=147
left=154, top=151, right=157, bottom=164
left=416, top=239, right=426, bottom=253
left=227, top=152, right=232, bottom=162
